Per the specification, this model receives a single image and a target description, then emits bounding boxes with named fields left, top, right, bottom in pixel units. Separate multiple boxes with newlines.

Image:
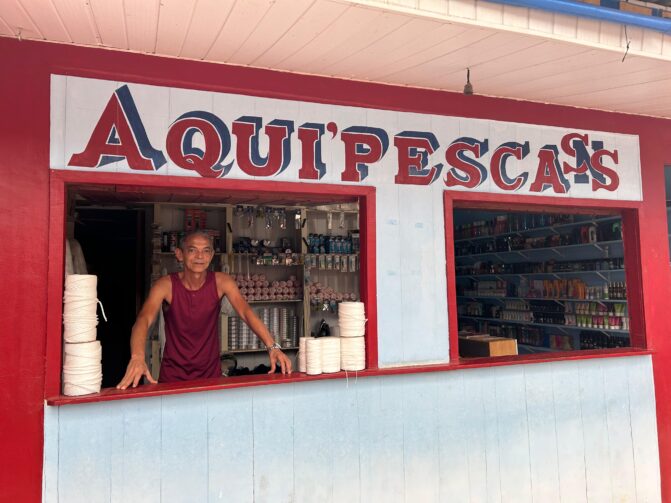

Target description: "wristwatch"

left=266, top=342, right=282, bottom=352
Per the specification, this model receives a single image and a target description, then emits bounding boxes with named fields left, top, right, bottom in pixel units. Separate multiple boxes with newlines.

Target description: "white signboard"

left=50, top=75, right=642, bottom=201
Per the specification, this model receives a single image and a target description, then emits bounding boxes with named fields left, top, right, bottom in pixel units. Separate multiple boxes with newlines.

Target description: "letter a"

left=68, top=85, right=166, bottom=171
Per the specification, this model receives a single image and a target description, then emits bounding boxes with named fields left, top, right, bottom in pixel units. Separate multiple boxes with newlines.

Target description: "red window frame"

left=46, top=171, right=652, bottom=406
left=444, top=190, right=647, bottom=363
left=46, top=169, right=378, bottom=404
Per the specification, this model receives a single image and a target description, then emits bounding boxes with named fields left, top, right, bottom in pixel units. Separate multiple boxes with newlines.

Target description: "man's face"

left=175, top=234, right=214, bottom=273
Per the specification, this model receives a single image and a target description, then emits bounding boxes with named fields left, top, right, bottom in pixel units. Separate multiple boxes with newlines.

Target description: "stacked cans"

left=226, top=308, right=298, bottom=351
left=338, top=302, right=366, bottom=371
left=227, top=316, right=239, bottom=350
left=62, top=275, right=104, bottom=396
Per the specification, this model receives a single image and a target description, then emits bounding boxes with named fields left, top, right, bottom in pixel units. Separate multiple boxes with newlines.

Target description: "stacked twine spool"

left=62, top=275, right=105, bottom=396
left=299, top=301, right=366, bottom=375
left=338, top=302, right=366, bottom=371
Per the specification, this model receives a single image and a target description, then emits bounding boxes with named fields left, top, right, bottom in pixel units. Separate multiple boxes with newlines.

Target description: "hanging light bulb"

left=463, top=68, right=473, bottom=95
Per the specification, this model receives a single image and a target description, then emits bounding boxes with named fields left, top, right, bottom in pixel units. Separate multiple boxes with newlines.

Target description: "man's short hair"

left=179, top=230, right=214, bottom=250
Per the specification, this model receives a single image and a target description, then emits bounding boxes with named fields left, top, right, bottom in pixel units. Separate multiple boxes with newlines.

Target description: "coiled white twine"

left=298, top=337, right=310, bottom=373
left=321, top=336, right=341, bottom=374
left=338, top=302, right=366, bottom=371
left=340, top=336, right=366, bottom=371
left=63, top=341, right=102, bottom=396
left=62, top=275, right=105, bottom=396
left=305, top=338, right=323, bottom=375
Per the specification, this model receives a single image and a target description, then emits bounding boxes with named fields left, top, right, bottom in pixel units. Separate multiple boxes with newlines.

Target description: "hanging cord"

left=622, top=26, right=631, bottom=63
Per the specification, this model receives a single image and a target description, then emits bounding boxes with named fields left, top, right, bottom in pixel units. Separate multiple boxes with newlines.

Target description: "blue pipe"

left=487, top=0, right=671, bottom=34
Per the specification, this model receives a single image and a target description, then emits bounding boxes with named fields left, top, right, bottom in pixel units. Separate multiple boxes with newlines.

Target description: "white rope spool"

left=305, top=337, right=323, bottom=375
left=338, top=301, right=366, bottom=338
left=340, top=336, right=366, bottom=371
left=65, top=274, right=97, bottom=291
left=320, top=337, right=341, bottom=373
left=62, top=340, right=102, bottom=396
left=298, top=337, right=311, bottom=373
left=63, top=274, right=106, bottom=343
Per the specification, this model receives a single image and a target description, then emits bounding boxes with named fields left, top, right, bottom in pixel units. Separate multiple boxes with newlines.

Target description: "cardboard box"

left=459, top=334, right=518, bottom=357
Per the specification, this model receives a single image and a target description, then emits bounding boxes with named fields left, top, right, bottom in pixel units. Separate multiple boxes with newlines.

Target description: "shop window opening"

left=453, top=208, right=633, bottom=357
left=61, top=184, right=367, bottom=395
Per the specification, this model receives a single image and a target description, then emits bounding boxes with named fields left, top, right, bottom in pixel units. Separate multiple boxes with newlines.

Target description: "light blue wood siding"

left=43, top=356, right=660, bottom=502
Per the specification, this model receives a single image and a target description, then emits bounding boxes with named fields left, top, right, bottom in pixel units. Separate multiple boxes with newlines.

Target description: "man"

left=117, top=231, right=292, bottom=389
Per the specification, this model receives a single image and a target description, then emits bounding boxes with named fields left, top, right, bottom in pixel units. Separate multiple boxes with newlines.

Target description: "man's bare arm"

left=116, top=276, right=171, bottom=389
left=217, top=273, right=293, bottom=374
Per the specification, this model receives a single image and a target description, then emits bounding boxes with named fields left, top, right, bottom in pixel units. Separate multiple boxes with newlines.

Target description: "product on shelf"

left=308, top=281, right=358, bottom=312
left=234, top=273, right=302, bottom=302
left=455, top=210, right=630, bottom=353
left=227, top=306, right=299, bottom=351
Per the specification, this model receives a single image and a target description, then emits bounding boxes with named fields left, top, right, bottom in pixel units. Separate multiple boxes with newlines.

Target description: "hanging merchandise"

left=246, top=206, right=256, bottom=228
left=265, top=207, right=273, bottom=229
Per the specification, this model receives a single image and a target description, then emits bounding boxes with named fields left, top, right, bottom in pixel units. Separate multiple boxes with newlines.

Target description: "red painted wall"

left=1, top=37, right=671, bottom=502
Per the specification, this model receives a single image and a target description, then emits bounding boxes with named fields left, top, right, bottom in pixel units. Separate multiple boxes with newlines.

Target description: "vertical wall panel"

left=402, top=374, right=440, bottom=502
left=551, top=361, right=587, bottom=502
left=207, top=389, right=254, bottom=502
left=112, top=398, right=162, bottom=503
left=436, top=372, right=470, bottom=502
left=602, top=358, right=637, bottom=500
left=357, top=377, right=405, bottom=502
left=481, top=369, right=502, bottom=502
left=160, top=394, right=209, bottom=503
left=252, top=385, right=295, bottom=503
left=524, top=364, right=560, bottom=502
left=57, top=403, right=117, bottom=503
left=495, top=366, right=533, bottom=502
left=42, top=406, right=60, bottom=503
left=627, top=356, right=662, bottom=502
left=293, top=381, right=335, bottom=503
left=398, top=185, right=442, bottom=362
left=460, top=370, right=488, bottom=501
left=578, top=361, right=613, bottom=501
left=376, top=183, right=404, bottom=365
left=329, top=378, right=362, bottom=503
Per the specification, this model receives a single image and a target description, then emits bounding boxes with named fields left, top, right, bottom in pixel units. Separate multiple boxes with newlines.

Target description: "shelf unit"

left=303, top=205, right=360, bottom=337
left=454, top=209, right=630, bottom=353
left=150, top=200, right=361, bottom=370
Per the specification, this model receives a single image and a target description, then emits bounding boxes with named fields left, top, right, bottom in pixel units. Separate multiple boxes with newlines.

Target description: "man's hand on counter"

left=269, top=348, right=293, bottom=374
left=117, top=355, right=158, bottom=389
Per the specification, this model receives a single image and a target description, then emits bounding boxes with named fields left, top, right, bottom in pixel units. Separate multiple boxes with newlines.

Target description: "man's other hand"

left=117, top=355, right=158, bottom=389
left=268, top=348, right=293, bottom=374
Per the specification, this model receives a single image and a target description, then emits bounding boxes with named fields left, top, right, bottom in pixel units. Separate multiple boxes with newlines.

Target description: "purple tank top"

left=159, top=271, right=221, bottom=383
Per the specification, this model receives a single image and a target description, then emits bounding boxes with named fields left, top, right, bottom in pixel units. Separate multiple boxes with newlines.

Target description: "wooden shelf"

left=456, top=268, right=625, bottom=279
left=454, top=216, right=621, bottom=244
left=222, top=346, right=298, bottom=354
left=459, top=315, right=630, bottom=334
left=457, top=295, right=628, bottom=303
